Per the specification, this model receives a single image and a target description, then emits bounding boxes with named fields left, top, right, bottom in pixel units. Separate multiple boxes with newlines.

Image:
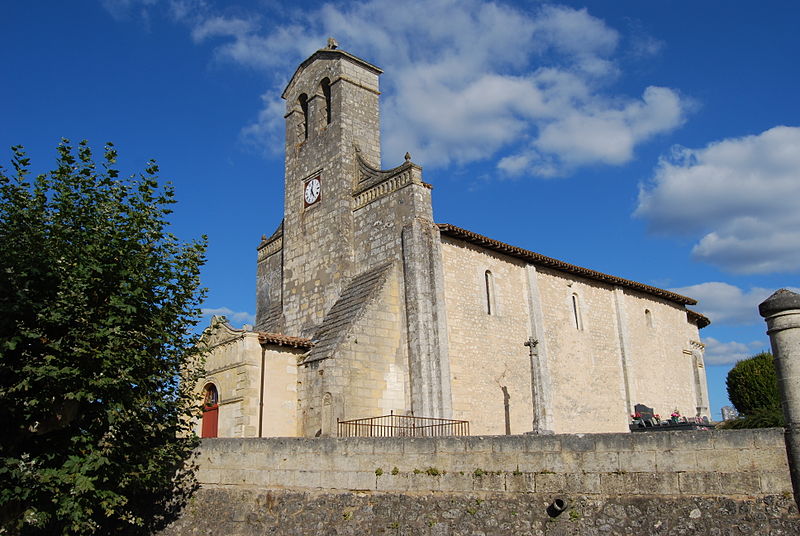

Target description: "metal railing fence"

left=337, top=413, right=469, bottom=438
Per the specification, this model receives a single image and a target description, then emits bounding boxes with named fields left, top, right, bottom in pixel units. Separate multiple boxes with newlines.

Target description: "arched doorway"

left=201, top=383, right=219, bottom=438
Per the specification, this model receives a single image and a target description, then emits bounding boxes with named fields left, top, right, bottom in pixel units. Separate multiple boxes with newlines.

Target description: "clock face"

left=304, top=177, right=321, bottom=206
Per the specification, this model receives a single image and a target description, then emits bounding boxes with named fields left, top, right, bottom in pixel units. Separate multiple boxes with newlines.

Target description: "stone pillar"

left=401, top=218, right=453, bottom=418
left=690, top=341, right=710, bottom=418
left=612, top=287, right=635, bottom=421
left=759, top=288, right=800, bottom=510
left=524, top=265, right=554, bottom=433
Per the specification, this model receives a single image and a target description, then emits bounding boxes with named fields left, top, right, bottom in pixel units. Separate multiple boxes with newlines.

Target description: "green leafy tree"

left=0, top=140, right=207, bottom=535
left=723, top=351, right=783, bottom=429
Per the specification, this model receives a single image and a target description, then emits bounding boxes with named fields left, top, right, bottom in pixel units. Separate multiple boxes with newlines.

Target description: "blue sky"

left=2, top=1, right=798, bottom=420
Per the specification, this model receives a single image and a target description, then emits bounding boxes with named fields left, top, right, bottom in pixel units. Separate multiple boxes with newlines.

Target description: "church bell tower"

left=279, top=40, right=383, bottom=337
left=254, top=41, right=453, bottom=431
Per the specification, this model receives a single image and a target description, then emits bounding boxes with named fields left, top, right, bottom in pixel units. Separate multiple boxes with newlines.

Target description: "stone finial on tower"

left=404, top=152, right=411, bottom=163
left=326, top=37, right=338, bottom=50
left=759, top=288, right=800, bottom=318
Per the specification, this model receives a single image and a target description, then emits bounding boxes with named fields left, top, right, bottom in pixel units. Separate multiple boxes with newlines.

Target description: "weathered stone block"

left=564, top=472, right=601, bottom=494
left=464, top=436, right=494, bottom=453
left=437, top=472, right=474, bottom=493
left=655, top=449, right=696, bottom=472
left=196, top=468, right=221, bottom=484
left=560, top=434, right=595, bottom=452
left=516, top=452, right=563, bottom=473
left=330, top=471, right=376, bottom=491
left=491, top=437, right=531, bottom=455
left=403, top=437, right=438, bottom=454
left=600, top=472, right=639, bottom=494
left=760, top=471, right=793, bottom=494
left=750, top=427, right=784, bottom=448
left=669, top=431, right=714, bottom=450
left=717, top=472, right=761, bottom=495
left=522, top=434, right=562, bottom=452
left=631, top=432, right=671, bottom=452
left=594, top=433, right=634, bottom=453
left=697, top=449, right=740, bottom=472
left=534, top=472, right=566, bottom=493
left=739, top=447, right=790, bottom=472
left=678, top=472, right=720, bottom=494
left=406, top=472, right=442, bottom=491
left=472, top=472, right=505, bottom=491
left=219, top=469, right=249, bottom=485
left=618, top=450, right=656, bottom=473
left=505, top=472, right=535, bottom=493
left=712, top=429, right=756, bottom=450
left=581, top=451, right=620, bottom=472
left=635, top=472, right=680, bottom=494
left=375, top=473, right=409, bottom=492
left=434, top=436, right=468, bottom=454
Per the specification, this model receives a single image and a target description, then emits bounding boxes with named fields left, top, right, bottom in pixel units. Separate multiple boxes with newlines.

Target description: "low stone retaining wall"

left=162, top=429, right=799, bottom=535
left=196, top=429, right=790, bottom=496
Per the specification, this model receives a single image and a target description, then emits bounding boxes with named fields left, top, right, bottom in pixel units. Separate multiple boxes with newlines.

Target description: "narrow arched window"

left=320, top=78, right=332, bottom=125
left=571, top=293, right=583, bottom=330
left=645, top=309, right=653, bottom=328
left=298, top=93, right=309, bottom=140
left=203, top=383, right=218, bottom=407
left=485, top=270, right=495, bottom=315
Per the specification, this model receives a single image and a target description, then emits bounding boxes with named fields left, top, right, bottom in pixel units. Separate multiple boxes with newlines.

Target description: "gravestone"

left=634, top=404, right=654, bottom=421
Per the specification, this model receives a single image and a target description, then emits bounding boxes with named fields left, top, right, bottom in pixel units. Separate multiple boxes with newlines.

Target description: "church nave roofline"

left=437, top=223, right=699, bottom=308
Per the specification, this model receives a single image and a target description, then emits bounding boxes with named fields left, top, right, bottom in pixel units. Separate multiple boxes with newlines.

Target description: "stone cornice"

left=282, top=48, right=382, bottom=100
left=204, top=361, right=257, bottom=376
left=257, top=221, right=284, bottom=261
left=258, top=237, right=283, bottom=261
left=352, top=153, right=430, bottom=210
left=687, top=310, right=711, bottom=329
left=690, top=340, right=706, bottom=351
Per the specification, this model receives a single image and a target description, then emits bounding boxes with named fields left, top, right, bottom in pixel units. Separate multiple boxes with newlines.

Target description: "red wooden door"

left=201, top=383, right=219, bottom=438
left=201, top=404, right=219, bottom=438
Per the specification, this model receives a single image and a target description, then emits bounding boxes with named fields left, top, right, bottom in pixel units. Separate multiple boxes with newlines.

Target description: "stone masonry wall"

left=281, top=53, right=381, bottom=338
left=535, top=268, right=631, bottom=434
left=192, top=430, right=791, bottom=496
left=198, top=326, right=305, bottom=438
left=258, top=346, right=303, bottom=437
left=296, top=264, right=409, bottom=436
left=162, top=430, right=797, bottom=535
left=439, top=234, right=705, bottom=437
left=197, top=331, right=263, bottom=438
left=622, top=288, right=704, bottom=420
left=441, top=237, right=534, bottom=435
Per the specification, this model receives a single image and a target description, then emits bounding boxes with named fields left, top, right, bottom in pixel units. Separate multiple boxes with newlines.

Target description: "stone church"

left=196, top=42, right=710, bottom=439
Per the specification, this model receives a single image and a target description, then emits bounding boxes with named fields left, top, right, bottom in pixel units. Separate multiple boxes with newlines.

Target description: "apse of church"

left=196, top=41, right=710, bottom=438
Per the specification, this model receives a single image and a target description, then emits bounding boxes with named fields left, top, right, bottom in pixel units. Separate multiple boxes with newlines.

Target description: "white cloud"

left=162, top=0, right=686, bottom=174
left=531, top=85, right=685, bottom=170
left=670, top=282, right=773, bottom=326
left=240, top=91, right=285, bottom=153
left=201, top=306, right=255, bottom=327
left=625, top=18, right=665, bottom=59
left=636, top=126, right=800, bottom=274
left=702, top=337, right=766, bottom=366
left=190, top=15, right=257, bottom=42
